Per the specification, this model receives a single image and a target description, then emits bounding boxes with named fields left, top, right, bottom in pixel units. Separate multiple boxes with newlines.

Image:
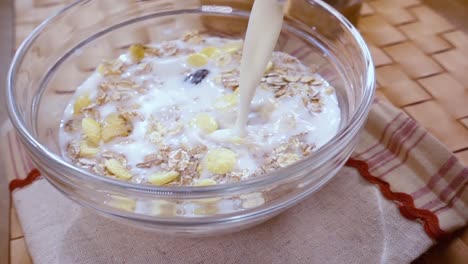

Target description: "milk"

left=235, top=0, right=285, bottom=136
left=59, top=1, right=341, bottom=185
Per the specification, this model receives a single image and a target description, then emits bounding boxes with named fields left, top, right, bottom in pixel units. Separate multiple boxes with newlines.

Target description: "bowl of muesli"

left=6, top=0, right=374, bottom=235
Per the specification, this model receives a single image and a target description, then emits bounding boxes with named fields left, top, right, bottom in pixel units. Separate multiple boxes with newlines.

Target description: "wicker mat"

left=10, top=0, right=468, bottom=263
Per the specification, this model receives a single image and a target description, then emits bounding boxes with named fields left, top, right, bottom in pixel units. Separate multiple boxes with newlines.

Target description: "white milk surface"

left=60, top=37, right=341, bottom=183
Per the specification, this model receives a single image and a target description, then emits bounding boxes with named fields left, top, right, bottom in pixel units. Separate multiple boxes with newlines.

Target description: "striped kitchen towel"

left=6, top=98, right=468, bottom=263
left=352, top=98, right=467, bottom=238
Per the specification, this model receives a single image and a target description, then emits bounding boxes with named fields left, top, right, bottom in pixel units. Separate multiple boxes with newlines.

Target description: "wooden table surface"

left=6, top=0, right=468, bottom=263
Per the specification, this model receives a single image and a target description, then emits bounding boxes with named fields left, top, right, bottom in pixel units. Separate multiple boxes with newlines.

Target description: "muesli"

left=59, top=32, right=341, bottom=186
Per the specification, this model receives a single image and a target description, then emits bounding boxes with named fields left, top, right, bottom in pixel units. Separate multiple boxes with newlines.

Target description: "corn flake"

left=81, top=117, right=101, bottom=146
left=105, top=159, right=132, bottom=180
left=204, top=148, right=236, bottom=174
left=148, top=171, right=179, bottom=186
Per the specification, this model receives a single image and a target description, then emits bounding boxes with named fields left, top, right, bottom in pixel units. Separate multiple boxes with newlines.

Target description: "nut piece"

left=102, top=114, right=131, bottom=142
left=200, top=46, right=221, bottom=58
left=73, top=95, right=92, bottom=115
left=79, top=141, right=99, bottom=158
left=148, top=171, right=179, bottom=186
left=194, top=179, right=217, bottom=186
left=129, top=44, right=145, bottom=63
left=191, top=114, right=218, bottom=134
left=81, top=117, right=101, bottom=146
left=105, top=159, right=132, bottom=180
left=187, top=53, right=209, bottom=67
left=204, top=148, right=236, bottom=174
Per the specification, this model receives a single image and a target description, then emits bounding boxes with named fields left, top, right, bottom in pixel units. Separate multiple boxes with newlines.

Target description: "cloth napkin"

left=5, top=98, right=467, bottom=264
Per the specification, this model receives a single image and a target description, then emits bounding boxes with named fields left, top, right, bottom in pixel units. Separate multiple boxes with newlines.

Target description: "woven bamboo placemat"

left=8, top=0, right=468, bottom=263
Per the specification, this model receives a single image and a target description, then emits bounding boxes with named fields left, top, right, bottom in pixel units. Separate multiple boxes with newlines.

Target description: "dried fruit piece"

left=204, top=148, right=236, bottom=174
left=187, top=53, right=209, bottom=67
left=129, top=44, right=145, bottom=63
left=200, top=46, right=221, bottom=58
left=148, top=171, right=179, bottom=186
left=194, top=179, right=217, bottom=186
left=191, top=114, right=218, bottom=134
left=105, top=159, right=132, bottom=180
left=73, top=95, right=92, bottom=115
left=184, top=69, right=210, bottom=85
left=79, top=141, right=99, bottom=158
left=102, top=114, right=131, bottom=142
left=81, top=117, right=101, bottom=146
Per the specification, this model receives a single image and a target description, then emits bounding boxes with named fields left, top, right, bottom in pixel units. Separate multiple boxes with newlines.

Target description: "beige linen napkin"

left=6, top=99, right=467, bottom=264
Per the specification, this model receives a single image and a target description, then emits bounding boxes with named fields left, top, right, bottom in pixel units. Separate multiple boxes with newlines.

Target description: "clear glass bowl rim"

left=6, top=0, right=375, bottom=196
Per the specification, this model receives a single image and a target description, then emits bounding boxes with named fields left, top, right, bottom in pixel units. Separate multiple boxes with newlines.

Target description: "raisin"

left=184, top=69, right=210, bottom=85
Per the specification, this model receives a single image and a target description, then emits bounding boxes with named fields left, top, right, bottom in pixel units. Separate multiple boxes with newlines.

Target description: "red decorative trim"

left=9, top=169, right=42, bottom=192
left=345, top=158, right=448, bottom=240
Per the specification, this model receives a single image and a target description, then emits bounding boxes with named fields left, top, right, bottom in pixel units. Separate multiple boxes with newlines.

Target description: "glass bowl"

left=6, top=0, right=374, bottom=236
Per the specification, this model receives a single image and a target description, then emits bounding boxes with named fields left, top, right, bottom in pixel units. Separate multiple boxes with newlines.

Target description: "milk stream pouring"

left=235, top=0, right=285, bottom=136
